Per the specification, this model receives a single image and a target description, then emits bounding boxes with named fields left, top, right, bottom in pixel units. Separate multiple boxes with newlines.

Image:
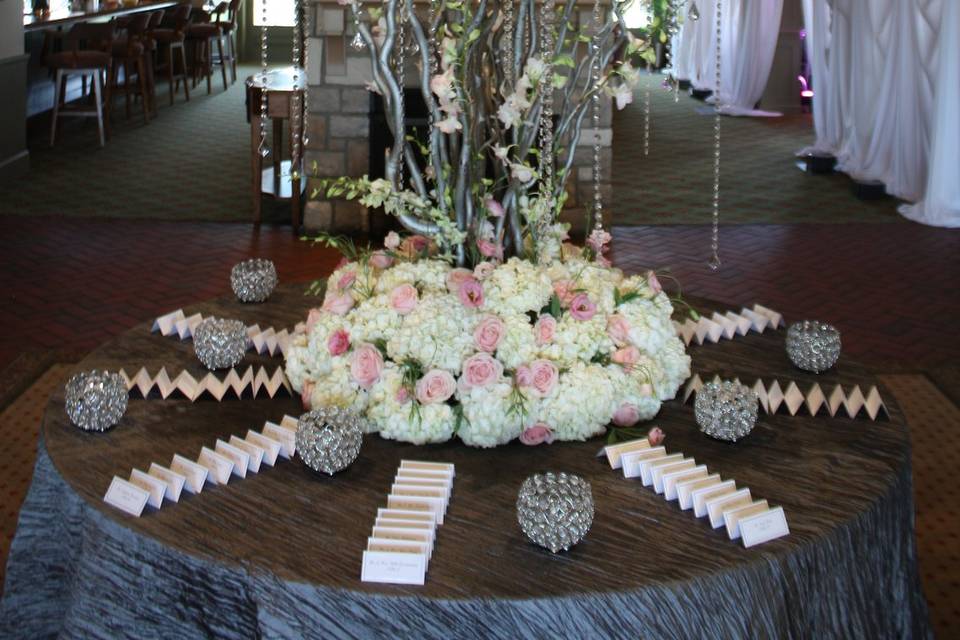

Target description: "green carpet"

left=609, top=74, right=907, bottom=224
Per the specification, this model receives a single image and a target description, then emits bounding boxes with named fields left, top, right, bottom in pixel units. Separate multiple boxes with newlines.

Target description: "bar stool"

left=47, top=22, right=116, bottom=147
left=152, top=4, right=192, bottom=105
left=110, top=13, right=152, bottom=124
left=187, top=4, right=228, bottom=94
left=142, top=9, right=166, bottom=116
left=216, top=0, right=242, bottom=85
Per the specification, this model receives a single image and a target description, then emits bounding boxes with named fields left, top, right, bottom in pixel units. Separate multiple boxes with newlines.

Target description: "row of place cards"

left=602, top=437, right=790, bottom=548
left=360, top=460, right=455, bottom=586
left=103, top=415, right=301, bottom=517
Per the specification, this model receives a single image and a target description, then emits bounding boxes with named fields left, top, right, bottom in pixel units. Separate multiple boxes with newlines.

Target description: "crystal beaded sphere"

left=786, top=320, right=841, bottom=373
left=296, top=407, right=364, bottom=476
left=193, top=318, right=247, bottom=370
left=64, top=370, right=128, bottom=432
left=230, top=259, right=278, bottom=303
left=516, top=472, right=594, bottom=553
left=694, top=380, right=759, bottom=442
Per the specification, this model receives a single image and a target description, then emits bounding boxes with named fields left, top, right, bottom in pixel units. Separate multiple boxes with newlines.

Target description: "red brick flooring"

left=1, top=216, right=958, bottom=372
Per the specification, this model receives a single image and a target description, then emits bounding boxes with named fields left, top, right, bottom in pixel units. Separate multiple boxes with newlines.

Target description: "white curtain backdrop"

left=800, top=0, right=959, bottom=226
left=671, top=1, right=697, bottom=83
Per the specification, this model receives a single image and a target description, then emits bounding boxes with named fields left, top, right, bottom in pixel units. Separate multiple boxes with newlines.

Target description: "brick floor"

left=0, top=216, right=958, bottom=372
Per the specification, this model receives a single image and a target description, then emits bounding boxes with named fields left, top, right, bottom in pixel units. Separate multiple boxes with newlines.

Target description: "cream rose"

left=350, top=343, right=384, bottom=389
left=459, top=352, right=504, bottom=391
left=473, top=314, right=506, bottom=352
left=534, top=315, right=556, bottom=345
left=416, top=369, right=456, bottom=404
left=389, top=283, right=419, bottom=314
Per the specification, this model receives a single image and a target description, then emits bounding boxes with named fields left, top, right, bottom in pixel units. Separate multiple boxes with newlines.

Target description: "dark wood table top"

left=42, top=284, right=909, bottom=599
left=23, top=0, right=179, bottom=32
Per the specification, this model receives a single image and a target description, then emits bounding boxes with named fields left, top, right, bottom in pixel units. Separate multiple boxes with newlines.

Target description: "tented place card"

left=361, top=460, right=455, bottom=585
left=683, top=374, right=889, bottom=420
left=119, top=366, right=292, bottom=402
left=103, top=415, right=300, bottom=517
left=152, top=309, right=303, bottom=357
left=609, top=446, right=788, bottom=548
left=673, top=304, right=784, bottom=347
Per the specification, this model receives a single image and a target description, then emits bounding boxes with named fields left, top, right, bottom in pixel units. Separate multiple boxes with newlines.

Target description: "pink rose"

left=350, top=343, right=383, bottom=389
left=335, top=256, right=349, bottom=270
left=647, top=271, right=662, bottom=294
left=612, top=346, right=641, bottom=369
left=473, top=314, right=505, bottom=352
left=415, top=369, right=456, bottom=404
left=301, top=380, right=315, bottom=410
left=473, top=261, right=496, bottom=280
left=327, top=328, right=350, bottom=356
left=515, top=364, right=533, bottom=387
left=485, top=197, right=505, bottom=218
left=459, top=352, right=504, bottom=391
left=647, top=426, right=665, bottom=446
left=477, top=239, right=504, bottom=261
left=369, top=251, right=394, bottom=270
left=612, top=403, right=640, bottom=427
left=522, top=359, right=559, bottom=398
left=396, top=387, right=411, bottom=404
left=306, top=308, right=323, bottom=334
left=587, top=228, right=612, bottom=255
left=569, top=293, right=596, bottom=321
left=322, top=291, right=354, bottom=316
left=389, top=284, right=419, bottom=314
left=446, top=268, right=474, bottom=294
left=336, top=271, right=356, bottom=291
left=534, top=315, right=556, bottom=345
left=519, top=423, right=555, bottom=446
left=384, top=231, right=401, bottom=250
left=553, top=280, right=577, bottom=308
left=607, top=314, right=631, bottom=346
left=400, top=234, right=433, bottom=258
left=459, top=279, right=484, bottom=308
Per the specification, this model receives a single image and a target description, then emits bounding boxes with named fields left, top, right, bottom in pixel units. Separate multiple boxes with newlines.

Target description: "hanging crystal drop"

left=689, top=2, right=700, bottom=20
left=350, top=32, right=366, bottom=51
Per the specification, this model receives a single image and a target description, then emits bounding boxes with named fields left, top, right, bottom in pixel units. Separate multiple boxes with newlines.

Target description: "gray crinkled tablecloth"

left=0, top=440, right=931, bottom=639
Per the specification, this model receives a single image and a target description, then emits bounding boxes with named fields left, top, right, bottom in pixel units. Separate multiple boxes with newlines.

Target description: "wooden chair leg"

left=103, top=64, right=113, bottom=140
left=50, top=69, right=63, bottom=147
left=92, top=71, right=105, bottom=147
left=217, top=35, right=227, bottom=91
left=204, top=40, right=212, bottom=95
left=229, top=32, right=237, bottom=83
left=138, top=57, right=150, bottom=124
left=167, top=44, right=175, bottom=105
left=124, top=60, right=132, bottom=119
left=179, top=43, right=190, bottom=101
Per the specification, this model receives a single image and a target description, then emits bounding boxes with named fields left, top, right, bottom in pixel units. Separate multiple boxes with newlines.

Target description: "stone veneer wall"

left=303, top=0, right=614, bottom=234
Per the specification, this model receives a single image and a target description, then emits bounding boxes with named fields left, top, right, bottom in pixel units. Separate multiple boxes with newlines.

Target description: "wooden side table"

left=245, top=66, right=307, bottom=230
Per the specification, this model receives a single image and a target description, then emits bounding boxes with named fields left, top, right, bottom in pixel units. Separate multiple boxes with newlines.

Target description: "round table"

left=0, top=285, right=931, bottom=639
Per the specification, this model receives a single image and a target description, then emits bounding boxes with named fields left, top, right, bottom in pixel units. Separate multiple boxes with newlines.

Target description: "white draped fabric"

left=671, top=1, right=698, bottom=84
left=801, top=0, right=959, bottom=226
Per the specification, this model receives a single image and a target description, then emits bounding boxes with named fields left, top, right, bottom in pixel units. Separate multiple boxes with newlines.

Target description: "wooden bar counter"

left=23, top=0, right=179, bottom=32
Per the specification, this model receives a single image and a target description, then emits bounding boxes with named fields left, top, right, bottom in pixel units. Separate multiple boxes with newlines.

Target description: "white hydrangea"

left=481, top=257, right=553, bottom=315
left=651, top=336, right=692, bottom=401
left=604, top=364, right=662, bottom=422
left=374, top=259, right=450, bottom=295
left=386, top=293, right=477, bottom=373
left=306, top=357, right=369, bottom=418
left=538, top=314, right=614, bottom=366
left=617, top=295, right=677, bottom=357
left=496, top=313, right=539, bottom=370
left=284, top=333, right=311, bottom=392
left=347, top=294, right=403, bottom=344
left=367, top=364, right=456, bottom=443
left=457, top=382, right=528, bottom=447
left=538, top=363, right=617, bottom=440
left=328, top=261, right=379, bottom=300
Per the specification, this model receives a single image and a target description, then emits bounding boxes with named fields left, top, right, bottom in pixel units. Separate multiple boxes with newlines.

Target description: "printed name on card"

left=361, top=550, right=427, bottom=586
left=103, top=476, right=151, bottom=517
left=198, top=447, right=234, bottom=485
left=371, top=528, right=434, bottom=557
left=387, top=495, right=445, bottom=524
left=724, top=500, right=769, bottom=540
left=215, top=439, right=251, bottom=478
left=129, top=468, right=166, bottom=509
left=171, top=454, right=208, bottom=493
left=740, top=506, right=790, bottom=547
left=148, top=463, right=185, bottom=503
left=229, top=435, right=264, bottom=473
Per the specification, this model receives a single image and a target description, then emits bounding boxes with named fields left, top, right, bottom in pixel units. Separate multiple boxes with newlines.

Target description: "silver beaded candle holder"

left=786, top=321, right=842, bottom=373
left=193, top=318, right=247, bottom=370
left=230, top=259, right=278, bottom=303
left=296, top=407, right=364, bottom=476
left=64, top=370, right=128, bottom=432
left=694, top=380, right=759, bottom=442
left=516, top=472, right=594, bottom=553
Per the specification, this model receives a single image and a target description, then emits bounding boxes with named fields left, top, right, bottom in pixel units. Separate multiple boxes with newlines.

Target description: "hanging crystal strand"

left=590, top=0, right=603, bottom=233
left=709, top=0, right=721, bottom=270
left=643, top=61, right=650, bottom=157
left=501, top=0, right=514, bottom=89
left=291, top=0, right=303, bottom=180
left=426, top=0, right=438, bottom=135
left=258, top=0, right=270, bottom=157
left=350, top=2, right=367, bottom=51
left=394, top=0, right=407, bottom=190
left=669, top=1, right=680, bottom=103
left=302, top=2, right=311, bottom=149
left=538, top=0, right=555, bottom=188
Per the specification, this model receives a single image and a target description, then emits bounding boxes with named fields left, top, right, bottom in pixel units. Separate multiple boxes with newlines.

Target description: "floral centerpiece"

left=285, top=0, right=691, bottom=447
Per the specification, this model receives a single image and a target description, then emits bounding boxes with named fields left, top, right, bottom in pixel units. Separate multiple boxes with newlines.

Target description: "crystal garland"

left=394, top=0, right=407, bottom=190
left=590, top=0, right=603, bottom=234
left=291, top=0, right=303, bottom=181
left=427, top=0, right=438, bottom=134
left=350, top=2, right=366, bottom=51
left=538, top=0, right=555, bottom=191
left=302, top=3, right=311, bottom=149
left=709, top=0, right=721, bottom=270
left=257, top=0, right=269, bottom=158
left=501, top=0, right=514, bottom=89
left=643, top=60, right=650, bottom=157
left=666, top=0, right=680, bottom=103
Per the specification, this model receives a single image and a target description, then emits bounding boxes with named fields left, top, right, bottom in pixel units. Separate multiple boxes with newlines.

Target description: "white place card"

left=215, top=440, right=251, bottom=478
left=394, top=469, right=454, bottom=489
left=740, top=506, right=790, bottom=547
left=367, top=538, right=429, bottom=566
left=246, top=430, right=281, bottom=466
left=198, top=447, right=234, bottom=485
left=280, top=415, right=300, bottom=430
left=692, top=480, right=736, bottom=517
left=677, top=474, right=721, bottom=510
left=171, top=454, right=208, bottom=493
left=129, top=468, right=166, bottom=509
left=400, top=460, right=455, bottom=477
left=229, top=436, right=264, bottom=473
left=148, top=463, right=185, bottom=503
left=391, top=477, right=451, bottom=499
left=392, top=481, right=450, bottom=501
left=707, top=488, right=753, bottom=529
left=103, top=476, right=151, bottom=517
left=375, top=518, right=437, bottom=539
left=621, top=447, right=666, bottom=479
left=263, top=423, right=295, bottom=458
left=391, top=484, right=448, bottom=505
left=387, top=495, right=445, bottom=525
left=377, top=508, right=438, bottom=527
left=724, top=500, right=769, bottom=540
left=662, top=465, right=708, bottom=501
left=361, top=550, right=427, bottom=586
left=372, top=527, right=434, bottom=558
left=640, top=453, right=684, bottom=487
left=604, top=438, right=652, bottom=469
left=652, top=459, right=696, bottom=494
